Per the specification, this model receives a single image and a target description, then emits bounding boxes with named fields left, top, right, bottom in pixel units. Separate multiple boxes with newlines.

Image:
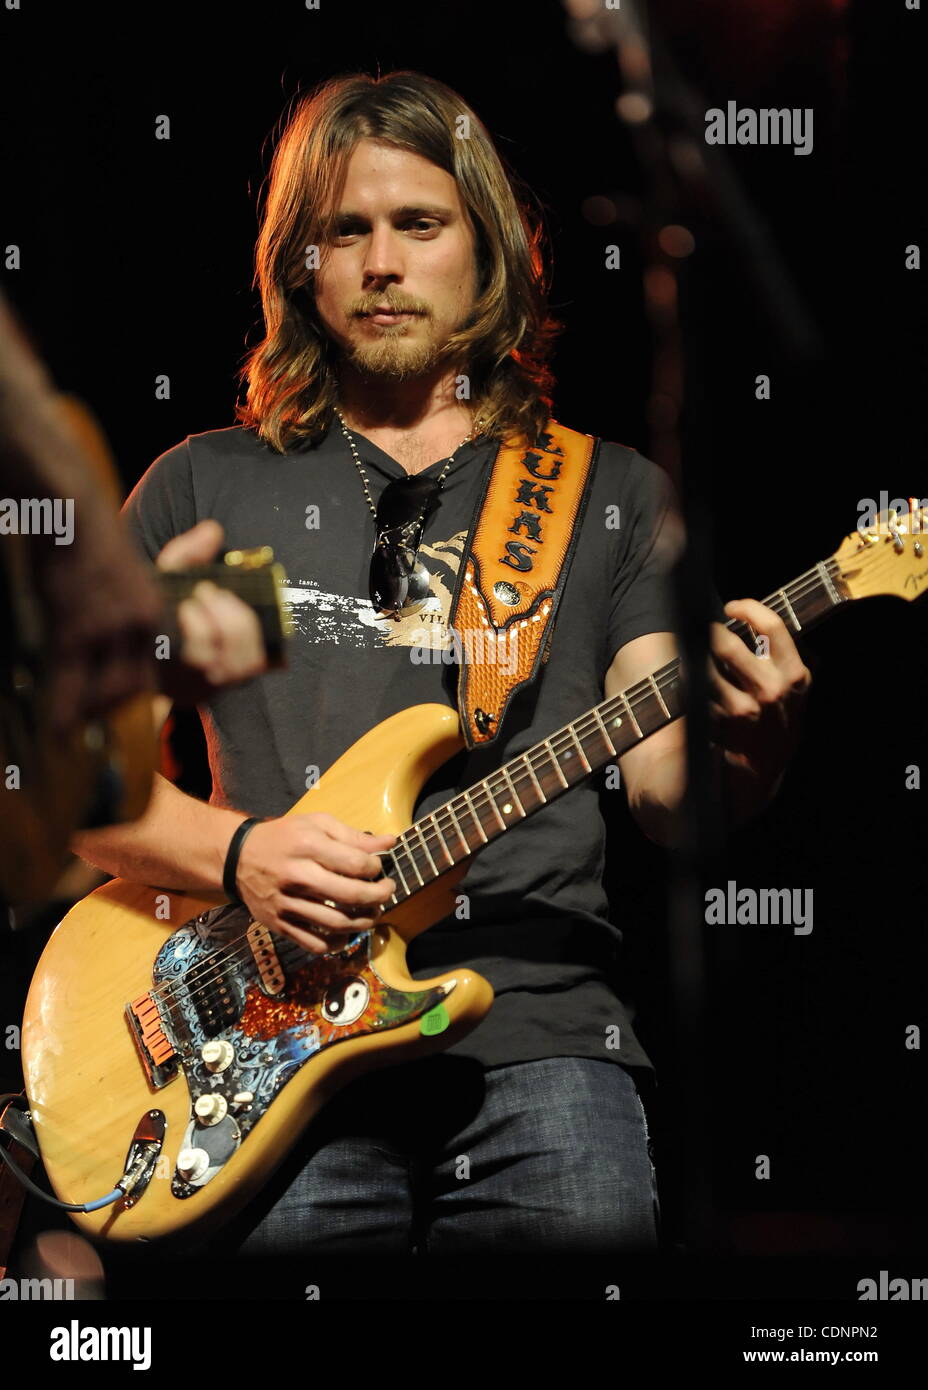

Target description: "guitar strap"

left=447, top=419, right=600, bottom=749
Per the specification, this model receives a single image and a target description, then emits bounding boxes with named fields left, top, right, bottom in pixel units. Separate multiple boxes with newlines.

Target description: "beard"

left=340, top=319, right=446, bottom=382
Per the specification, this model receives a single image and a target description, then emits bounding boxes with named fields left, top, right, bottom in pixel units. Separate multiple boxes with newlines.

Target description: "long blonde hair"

left=234, top=70, right=563, bottom=453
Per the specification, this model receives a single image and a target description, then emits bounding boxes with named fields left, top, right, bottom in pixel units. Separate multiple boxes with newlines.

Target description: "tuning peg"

left=885, top=512, right=906, bottom=553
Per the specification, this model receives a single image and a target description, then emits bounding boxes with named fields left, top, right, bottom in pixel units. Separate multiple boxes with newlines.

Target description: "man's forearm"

left=632, top=743, right=785, bottom=848
left=713, top=744, right=785, bottom=829
left=70, top=773, right=249, bottom=893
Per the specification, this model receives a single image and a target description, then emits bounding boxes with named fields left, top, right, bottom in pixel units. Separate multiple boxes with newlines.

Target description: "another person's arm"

left=0, top=291, right=164, bottom=732
left=0, top=291, right=266, bottom=723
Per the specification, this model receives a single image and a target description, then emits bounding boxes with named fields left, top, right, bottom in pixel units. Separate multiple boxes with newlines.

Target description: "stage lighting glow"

left=658, top=225, right=696, bottom=258
left=644, top=266, right=677, bottom=310
left=581, top=195, right=619, bottom=226
left=616, top=92, right=653, bottom=125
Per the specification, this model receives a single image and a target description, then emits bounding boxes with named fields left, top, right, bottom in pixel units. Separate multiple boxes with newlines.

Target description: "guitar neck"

left=154, top=559, right=289, bottom=667
left=382, top=555, right=849, bottom=902
left=155, top=565, right=278, bottom=606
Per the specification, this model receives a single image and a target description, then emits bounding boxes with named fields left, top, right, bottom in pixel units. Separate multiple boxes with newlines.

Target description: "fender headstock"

left=833, top=501, right=928, bottom=603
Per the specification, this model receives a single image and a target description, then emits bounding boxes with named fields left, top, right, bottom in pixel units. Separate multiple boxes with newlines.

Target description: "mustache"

left=356, top=300, right=425, bottom=316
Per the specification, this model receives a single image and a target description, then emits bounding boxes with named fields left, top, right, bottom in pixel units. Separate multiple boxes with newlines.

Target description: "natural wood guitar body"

left=21, top=704, right=492, bottom=1245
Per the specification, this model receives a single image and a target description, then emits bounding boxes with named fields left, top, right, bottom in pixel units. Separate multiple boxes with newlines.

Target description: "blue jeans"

left=222, top=1055, right=661, bottom=1256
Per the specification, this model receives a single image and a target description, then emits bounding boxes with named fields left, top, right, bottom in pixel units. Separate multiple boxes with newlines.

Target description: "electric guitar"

left=18, top=504, right=928, bottom=1246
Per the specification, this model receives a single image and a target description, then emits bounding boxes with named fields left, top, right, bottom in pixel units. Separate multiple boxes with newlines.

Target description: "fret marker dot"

left=502, top=803, right=512, bottom=814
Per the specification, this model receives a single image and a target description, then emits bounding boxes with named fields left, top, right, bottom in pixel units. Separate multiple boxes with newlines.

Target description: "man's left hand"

left=708, top=598, right=812, bottom=780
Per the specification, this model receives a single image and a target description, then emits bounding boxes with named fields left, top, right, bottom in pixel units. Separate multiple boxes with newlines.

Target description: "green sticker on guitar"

left=419, top=1004, right=450, bottom=1036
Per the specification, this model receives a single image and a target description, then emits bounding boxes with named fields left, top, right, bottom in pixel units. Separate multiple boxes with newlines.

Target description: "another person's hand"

left=32, top=491, right=164, bottom=736
left=155, top=519, right=267, bottom=702
left=235, top=814, right=398, bottom=955
left=36, top=512, right=268, bottom=732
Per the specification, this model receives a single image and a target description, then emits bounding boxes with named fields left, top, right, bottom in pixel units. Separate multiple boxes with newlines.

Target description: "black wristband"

left=222, top=817, right=265, bottom=905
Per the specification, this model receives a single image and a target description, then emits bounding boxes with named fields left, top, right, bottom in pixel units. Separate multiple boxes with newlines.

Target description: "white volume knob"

left=176, top=1147, right=210, bottom=1182
left=194, top=1093, right=228, bottom=1125
left=200, top=1039, right=234, bottom=1072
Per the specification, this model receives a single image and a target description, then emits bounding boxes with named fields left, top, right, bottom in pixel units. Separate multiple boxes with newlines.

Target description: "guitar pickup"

left=126, top=991, right=179, bottom=1089
left=248, top=920, right=285, bottom=996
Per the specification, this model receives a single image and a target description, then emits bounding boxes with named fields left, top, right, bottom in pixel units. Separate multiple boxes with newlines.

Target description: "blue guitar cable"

left=0, top=1092, right=124, bottom=1212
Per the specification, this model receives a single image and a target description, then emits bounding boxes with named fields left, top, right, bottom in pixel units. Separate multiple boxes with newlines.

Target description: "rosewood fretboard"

left=380, top=556, right=847, bottom=906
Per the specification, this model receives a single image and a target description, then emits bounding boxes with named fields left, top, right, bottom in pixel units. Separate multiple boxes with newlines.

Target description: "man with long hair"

left=73, top=71, right=810, bottom=1256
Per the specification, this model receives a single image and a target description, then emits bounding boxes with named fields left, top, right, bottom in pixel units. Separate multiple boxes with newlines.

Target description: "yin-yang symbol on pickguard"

left=322, top=976, right=370, bottom=1026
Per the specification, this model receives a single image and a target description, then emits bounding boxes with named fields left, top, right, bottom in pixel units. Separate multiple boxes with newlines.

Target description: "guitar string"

left=147, top=557, right=850, bottom=1018
left=152, top=535, right=911, bottom=1015
left=152, top=527, right=927, bottom=1024
left=148, top=610, right=809, bottom=1018
left=381, top=564, right=844, bottom=886
left=148, top=561, right=844, bottom=1017
left=149, top=658, right=688, bottom=1016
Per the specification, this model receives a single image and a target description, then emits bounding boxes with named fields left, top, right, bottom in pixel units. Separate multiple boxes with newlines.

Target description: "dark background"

left=1, top=0, right=925, bottom=1287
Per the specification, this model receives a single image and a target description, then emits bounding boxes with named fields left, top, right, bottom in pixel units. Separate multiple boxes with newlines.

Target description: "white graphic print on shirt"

left=278, top=531, right=468, bottom=650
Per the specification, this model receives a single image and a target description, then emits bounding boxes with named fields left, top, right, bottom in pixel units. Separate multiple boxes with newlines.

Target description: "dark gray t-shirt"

left=122, top=417, right=680, bottom=1074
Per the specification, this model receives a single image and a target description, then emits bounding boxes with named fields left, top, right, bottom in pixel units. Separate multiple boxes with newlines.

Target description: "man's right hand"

left=235, top=813, right=398, bottom=954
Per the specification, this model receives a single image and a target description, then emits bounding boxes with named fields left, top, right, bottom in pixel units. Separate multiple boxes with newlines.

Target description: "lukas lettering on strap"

left=447, top=420, right=600, bottom=749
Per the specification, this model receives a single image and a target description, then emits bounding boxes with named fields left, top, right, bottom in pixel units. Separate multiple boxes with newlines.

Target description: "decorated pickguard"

left=144, top=903, right=454, bottom=1198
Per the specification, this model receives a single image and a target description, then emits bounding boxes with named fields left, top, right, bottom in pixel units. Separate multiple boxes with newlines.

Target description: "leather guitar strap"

left=448, top=419, right=600, bottom=749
